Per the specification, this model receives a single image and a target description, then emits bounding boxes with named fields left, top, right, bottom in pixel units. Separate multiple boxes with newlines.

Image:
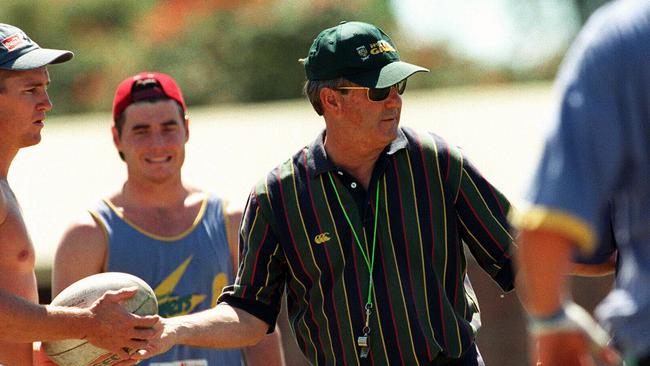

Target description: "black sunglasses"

left=336, top=79, right=407, bottom=102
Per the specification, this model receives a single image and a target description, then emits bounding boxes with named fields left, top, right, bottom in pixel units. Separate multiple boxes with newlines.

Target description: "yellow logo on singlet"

left=154, top=256, right=207, bottom=317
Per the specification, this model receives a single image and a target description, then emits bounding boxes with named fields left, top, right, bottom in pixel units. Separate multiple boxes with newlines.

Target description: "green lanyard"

left=327, top=172, right=380, bottom=358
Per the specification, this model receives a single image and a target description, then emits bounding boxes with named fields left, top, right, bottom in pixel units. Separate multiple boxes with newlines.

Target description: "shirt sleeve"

left=572, top=202, right=617, bottom=264
left=454, top=153, right=515, bottom=292
left=513, top=19, right=630, bottom=254
left=218, top=187, right=287, bottom=333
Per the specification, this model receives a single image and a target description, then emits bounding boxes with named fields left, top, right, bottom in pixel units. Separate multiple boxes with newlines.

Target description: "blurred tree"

left=1, top=0, right=550, bottom=115
left=141, top=0, right=398, bottom=104
left=0, top=0, right=156, bottom=114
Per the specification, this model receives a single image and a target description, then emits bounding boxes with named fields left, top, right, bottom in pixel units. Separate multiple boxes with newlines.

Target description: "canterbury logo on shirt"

left=314, top=232, right=331, bottom=244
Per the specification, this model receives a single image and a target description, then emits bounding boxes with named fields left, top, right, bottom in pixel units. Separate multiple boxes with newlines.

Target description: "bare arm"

left=135, top=303, right=268, bottom=359
left=0, top=289, right=88, bottom=341
left=243, top=327, right=285, bottom=366
left=516, top=229, right=620, bottom=366
left=225, top=208, right=286, bottom=365
left=0, top=287, right=159, bottom=352
left=52, top=213, right=107, bottom=296
left=516, top=229, right=574, bottom=315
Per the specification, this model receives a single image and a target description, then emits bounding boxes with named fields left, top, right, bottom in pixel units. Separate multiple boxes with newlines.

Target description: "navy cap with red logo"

left=0, top=23, right=73, bottom=70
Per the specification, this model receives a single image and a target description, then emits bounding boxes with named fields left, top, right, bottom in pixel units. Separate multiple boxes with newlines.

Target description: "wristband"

left=527, top=302, right=610, bottom=349
left=528, top=304, right=574, bottom=335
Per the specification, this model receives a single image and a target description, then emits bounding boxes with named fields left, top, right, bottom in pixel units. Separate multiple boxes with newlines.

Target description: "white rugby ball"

left=43, top=272, right=158, bottom=366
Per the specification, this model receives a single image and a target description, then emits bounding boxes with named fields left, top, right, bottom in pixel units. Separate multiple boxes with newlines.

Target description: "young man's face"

left=0, top=67, right=52, bottom=150
left=113, top=99, right=189, bottom=184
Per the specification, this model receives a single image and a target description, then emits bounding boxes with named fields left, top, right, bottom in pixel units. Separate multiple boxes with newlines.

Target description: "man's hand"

left=529, top=302, right=621, bottom=366
left=129, top=317, right=178, bottom=361
left=84, top=287, right=161, bottom=358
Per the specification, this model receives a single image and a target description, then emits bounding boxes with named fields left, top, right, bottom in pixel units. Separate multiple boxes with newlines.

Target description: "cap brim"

left=0, top=48, right=73, bottom=70
left=346, top=61, right=429, bottom=88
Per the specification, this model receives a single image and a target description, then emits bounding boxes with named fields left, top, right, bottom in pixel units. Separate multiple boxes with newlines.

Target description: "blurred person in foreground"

left=512, top=1, right=650, bottom=365
left=53, top=71, right=285, bottom=366
left=134, top=21, right=516, bottom=365
left=0, top=23, right=159, bottom=365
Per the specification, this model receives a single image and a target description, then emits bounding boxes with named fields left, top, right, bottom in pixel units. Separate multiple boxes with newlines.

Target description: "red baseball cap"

left=112, top=71, right=187, bottom=122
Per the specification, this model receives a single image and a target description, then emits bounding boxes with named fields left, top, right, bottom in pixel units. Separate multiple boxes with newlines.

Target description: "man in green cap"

left=137, top=21, right=515, bottom=365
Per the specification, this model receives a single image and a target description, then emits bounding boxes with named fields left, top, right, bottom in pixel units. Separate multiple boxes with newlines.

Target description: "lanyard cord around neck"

left=327, top=172, right=380, bottom=306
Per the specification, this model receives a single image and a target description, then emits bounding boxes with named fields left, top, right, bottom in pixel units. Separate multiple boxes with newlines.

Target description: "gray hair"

left=303, top=77, right=349, bottom=116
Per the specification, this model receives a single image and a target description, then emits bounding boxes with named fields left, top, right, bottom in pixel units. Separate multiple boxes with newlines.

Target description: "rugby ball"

left=43, top=272, right=158, bottom=366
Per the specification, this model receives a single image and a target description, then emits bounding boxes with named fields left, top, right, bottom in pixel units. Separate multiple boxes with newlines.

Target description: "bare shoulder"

left=58, top=211, right=106, bottom=248
left=53, top=211, right=108, bottom=295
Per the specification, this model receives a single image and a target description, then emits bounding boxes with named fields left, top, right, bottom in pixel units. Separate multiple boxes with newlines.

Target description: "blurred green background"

left=2, top=0, right=608, bottom=115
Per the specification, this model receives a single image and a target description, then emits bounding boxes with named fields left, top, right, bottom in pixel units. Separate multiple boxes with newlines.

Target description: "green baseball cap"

left=303, top=21, right=429, bottom=88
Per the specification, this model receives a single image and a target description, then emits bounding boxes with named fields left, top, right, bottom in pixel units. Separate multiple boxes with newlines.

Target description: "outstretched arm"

left=135, top=303, right=268, bottom=359
left=0, top=287, right=160, bottom=358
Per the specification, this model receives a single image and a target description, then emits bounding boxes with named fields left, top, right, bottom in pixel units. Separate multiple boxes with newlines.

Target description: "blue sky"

left=391, top=0, right=581, bottom=67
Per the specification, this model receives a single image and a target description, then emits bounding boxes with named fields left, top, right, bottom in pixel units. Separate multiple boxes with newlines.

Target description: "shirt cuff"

left=218, top=294, right=279, bottom=334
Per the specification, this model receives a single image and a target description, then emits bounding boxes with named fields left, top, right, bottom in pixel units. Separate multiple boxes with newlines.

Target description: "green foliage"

left=1, top=0, right=553, bottom=115
left=1, top=0, right=156, bottom=114
left=144, top=2, right=398, bottom=104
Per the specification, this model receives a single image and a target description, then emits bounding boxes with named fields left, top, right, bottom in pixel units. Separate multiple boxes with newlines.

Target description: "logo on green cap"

left=356, top=46, right=369, bottom=61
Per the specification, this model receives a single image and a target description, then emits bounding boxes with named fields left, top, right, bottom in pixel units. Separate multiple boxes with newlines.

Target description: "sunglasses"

left=336, top=79, right=407, bottom=102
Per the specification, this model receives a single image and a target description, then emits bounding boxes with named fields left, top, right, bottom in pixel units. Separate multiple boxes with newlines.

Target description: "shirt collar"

left=306, top=127, right=409, bottom=178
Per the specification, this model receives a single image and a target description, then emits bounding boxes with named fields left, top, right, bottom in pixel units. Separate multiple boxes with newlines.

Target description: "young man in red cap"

left=0, top=24, right=160, bottom=365
left=135, top=21, right=515, bottom=365
left=53, top=71, right=285, bottom=366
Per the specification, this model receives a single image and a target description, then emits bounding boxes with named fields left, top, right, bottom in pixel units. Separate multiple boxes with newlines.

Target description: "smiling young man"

left=0, top=24, right=161, bottom=365
left=53, top=72, right=284, bottom=366
left=134, top=22, right=515, bottom=366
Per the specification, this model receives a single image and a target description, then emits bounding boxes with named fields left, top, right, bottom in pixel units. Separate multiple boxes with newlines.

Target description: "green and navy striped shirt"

left=220, top=127, right=514, bottom=365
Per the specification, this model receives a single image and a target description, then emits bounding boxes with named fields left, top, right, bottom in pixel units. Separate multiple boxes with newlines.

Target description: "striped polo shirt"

left=220, top=126, right=515, bottom=365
